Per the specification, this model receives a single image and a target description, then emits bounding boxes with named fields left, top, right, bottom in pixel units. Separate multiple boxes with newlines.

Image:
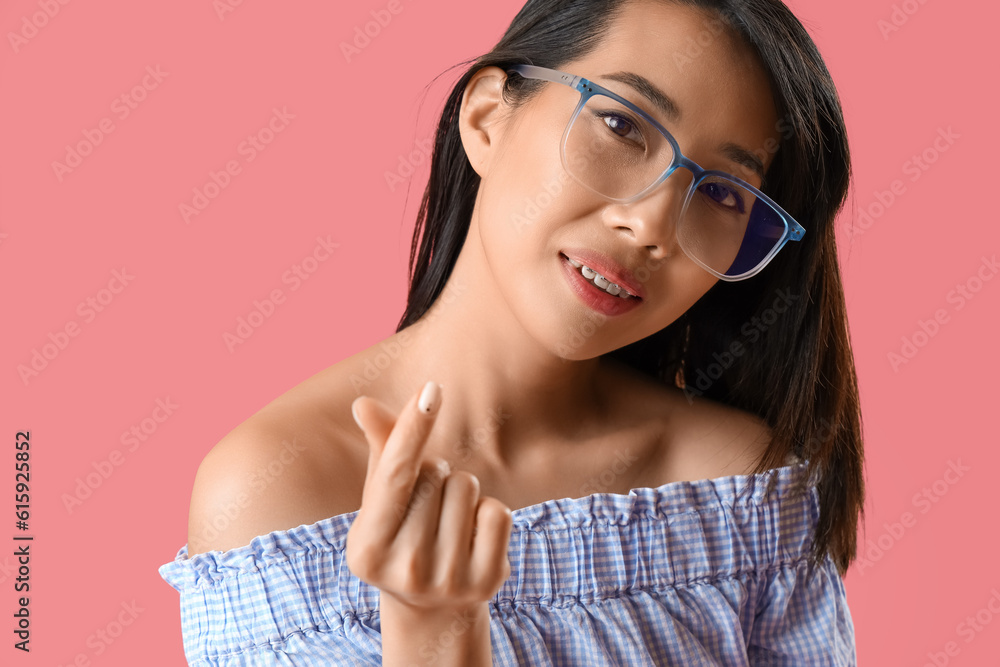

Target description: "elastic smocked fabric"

left=159, top=458, right=856, bottom=666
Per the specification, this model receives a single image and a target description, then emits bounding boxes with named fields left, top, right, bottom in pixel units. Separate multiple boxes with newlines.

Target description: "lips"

left=559, top=248, right=645, bottom=299
left=559, top=253, right=643, bottom=317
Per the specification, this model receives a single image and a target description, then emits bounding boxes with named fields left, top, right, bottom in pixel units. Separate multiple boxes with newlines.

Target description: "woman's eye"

left=605, top=114, right=633, bottom=136
left=701, top=183, right=746, bottom=213
left=598, top=112, right=642, bottom=145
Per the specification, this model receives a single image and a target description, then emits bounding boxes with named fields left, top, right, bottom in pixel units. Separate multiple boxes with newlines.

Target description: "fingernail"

left=417, top=380, right=441, bottom=414
left=351, top=399, right=364, bottom=431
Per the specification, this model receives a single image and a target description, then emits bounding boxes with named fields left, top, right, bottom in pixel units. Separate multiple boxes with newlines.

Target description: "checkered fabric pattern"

left=159, top=459, right=856, bottom=666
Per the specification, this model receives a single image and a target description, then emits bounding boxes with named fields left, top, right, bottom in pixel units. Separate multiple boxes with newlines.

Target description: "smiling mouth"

left=560, top=253, right=640, bottom=300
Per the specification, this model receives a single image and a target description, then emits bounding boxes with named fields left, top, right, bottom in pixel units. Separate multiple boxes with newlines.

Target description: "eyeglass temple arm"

left=507, top=64, right=581, bottom=89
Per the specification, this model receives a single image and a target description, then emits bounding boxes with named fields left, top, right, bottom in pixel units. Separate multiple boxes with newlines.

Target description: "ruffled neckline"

left=160, top=455, right=814, bottom=593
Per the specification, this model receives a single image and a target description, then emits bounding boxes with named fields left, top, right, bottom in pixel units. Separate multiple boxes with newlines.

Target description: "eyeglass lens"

left=563, top=93, right=786, bottom=277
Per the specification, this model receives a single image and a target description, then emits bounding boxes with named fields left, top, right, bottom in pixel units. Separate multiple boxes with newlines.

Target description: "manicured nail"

left=417, top=381, right=441, bottom=414
left=351, top=399, right=364, bottom=431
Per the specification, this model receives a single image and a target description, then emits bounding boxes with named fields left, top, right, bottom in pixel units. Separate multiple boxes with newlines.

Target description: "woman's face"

left=460, top=0, right=781, bottom=359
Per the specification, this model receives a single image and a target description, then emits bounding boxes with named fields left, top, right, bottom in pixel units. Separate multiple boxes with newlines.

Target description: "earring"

left=674, top=319, right=690, bottom=390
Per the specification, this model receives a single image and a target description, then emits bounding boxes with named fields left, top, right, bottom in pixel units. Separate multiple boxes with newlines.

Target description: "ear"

left=458, top=66, right=510, bottom=178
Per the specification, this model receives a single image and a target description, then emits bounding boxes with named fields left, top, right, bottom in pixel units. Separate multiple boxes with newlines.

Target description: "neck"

left=370, top=222, right=615, bottom=471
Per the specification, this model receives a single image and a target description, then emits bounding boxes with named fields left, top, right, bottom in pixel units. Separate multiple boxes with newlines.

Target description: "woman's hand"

left=345, top=380, right=513, bottom=665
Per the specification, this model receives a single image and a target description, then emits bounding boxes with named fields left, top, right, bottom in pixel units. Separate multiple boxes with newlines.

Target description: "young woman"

left=160, top=0, right=864, bottom=664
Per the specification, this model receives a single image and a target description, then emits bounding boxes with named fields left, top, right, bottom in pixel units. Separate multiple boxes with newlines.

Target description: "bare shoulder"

left=185, top=366, right=369, bottom=556
left=599, top=356, right=774, bottom=480
left=673, top=389, right=774, bottom=477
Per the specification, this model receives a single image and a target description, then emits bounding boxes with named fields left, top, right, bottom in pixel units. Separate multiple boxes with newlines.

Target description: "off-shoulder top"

left=159, top=457, right=856, bottom=665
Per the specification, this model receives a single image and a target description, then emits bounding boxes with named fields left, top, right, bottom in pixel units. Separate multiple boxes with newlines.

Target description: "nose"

left=601, top=168, right=694, bottom=259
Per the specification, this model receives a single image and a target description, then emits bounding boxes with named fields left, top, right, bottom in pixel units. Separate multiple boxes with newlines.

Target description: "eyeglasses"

left=505, top=64, right=805, bottom=281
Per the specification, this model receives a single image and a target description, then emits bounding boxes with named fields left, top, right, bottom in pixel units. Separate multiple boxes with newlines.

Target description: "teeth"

left=565, top=255, right=635, bottom=299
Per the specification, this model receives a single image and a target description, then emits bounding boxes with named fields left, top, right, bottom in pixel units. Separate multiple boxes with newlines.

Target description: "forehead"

left=562, top=0, right=781, bottom=176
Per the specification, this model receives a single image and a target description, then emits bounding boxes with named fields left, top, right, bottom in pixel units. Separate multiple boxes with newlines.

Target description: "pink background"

left=1, top=0, right=996, bottom=664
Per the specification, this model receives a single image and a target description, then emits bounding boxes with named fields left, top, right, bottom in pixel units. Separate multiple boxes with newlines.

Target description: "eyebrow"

left=599, top=70, right=766, bottom=182
left=600, top=71, right=680, bottom=123
left=719, top=142, right=766, bottom=182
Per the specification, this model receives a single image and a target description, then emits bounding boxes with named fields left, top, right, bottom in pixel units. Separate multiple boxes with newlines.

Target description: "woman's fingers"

left=354, top=382, right=442, bottom=550
left=394, top=456, right=450, bottom=555
left=434, top=471, right=481, bottom=581
left=470, top=497, right=513, bottom=595
left=346, top=379, right=515, bottom=611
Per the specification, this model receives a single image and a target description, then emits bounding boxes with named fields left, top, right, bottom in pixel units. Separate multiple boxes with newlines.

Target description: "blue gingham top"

left=158, top=458, right=856, bottom=665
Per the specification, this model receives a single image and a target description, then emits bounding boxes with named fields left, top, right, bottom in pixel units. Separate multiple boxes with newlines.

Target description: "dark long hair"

left=395, top=0, right=864, bottom=577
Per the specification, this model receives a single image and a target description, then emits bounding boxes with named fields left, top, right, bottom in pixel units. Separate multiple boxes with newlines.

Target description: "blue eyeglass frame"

left=505, top=63, right=806, bottom=281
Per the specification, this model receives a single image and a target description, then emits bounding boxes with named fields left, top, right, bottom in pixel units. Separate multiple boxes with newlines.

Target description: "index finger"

left=357, top=381, right=443, bottom=547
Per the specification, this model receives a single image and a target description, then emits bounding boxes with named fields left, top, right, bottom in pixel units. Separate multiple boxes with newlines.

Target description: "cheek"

left=477, top=191, right=570, bottom=321
left=479, top=140, right=589, bottom=271
left=485, top=104, right=591, bottom=232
